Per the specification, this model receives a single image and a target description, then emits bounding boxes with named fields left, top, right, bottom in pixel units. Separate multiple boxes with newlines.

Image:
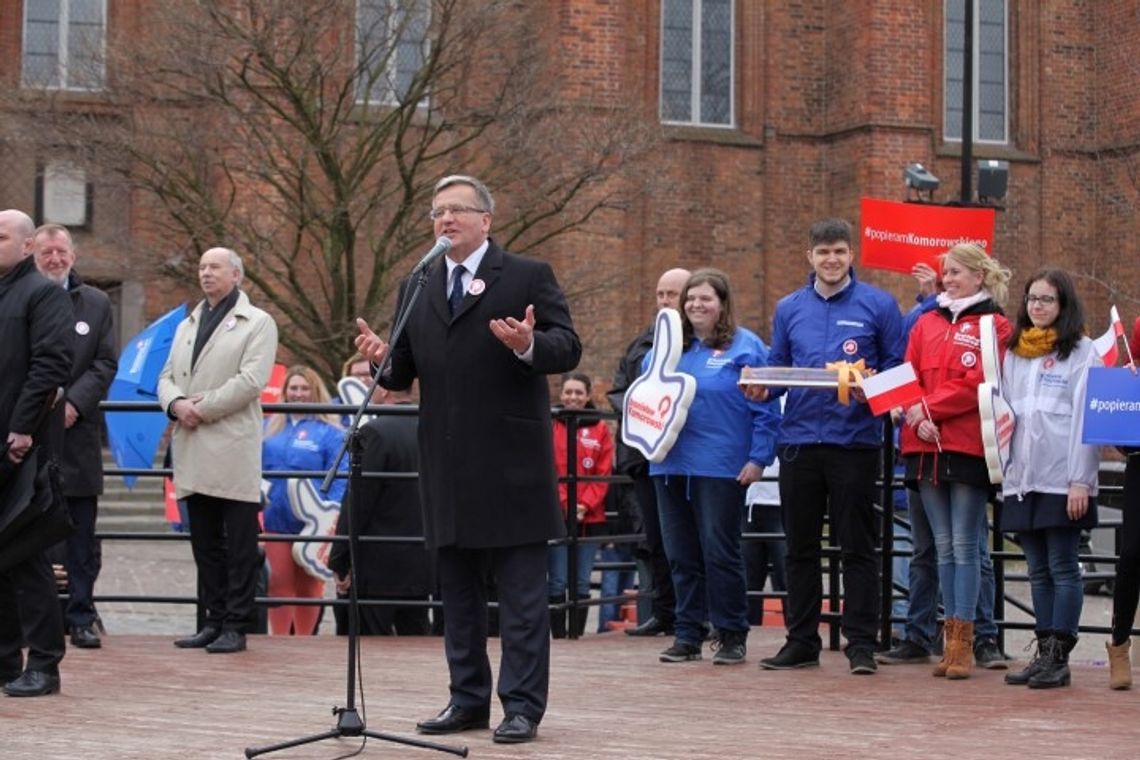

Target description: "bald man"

left=607, top=268, right=690, bottom=637
left=0, top=209, right=74, bottom=697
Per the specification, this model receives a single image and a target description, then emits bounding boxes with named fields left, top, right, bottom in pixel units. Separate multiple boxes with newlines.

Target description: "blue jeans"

left=918, top=481, right=990, bottom=621
left=890, top=510, right=913, bottom=638
left=547, top=541, right=596, bottom=598
left=596, top=544, right=636, bottom=632
left=1018, top=527, right=1084, bottom=637
left=654, top=475, right=749, bottom=645
left=904, top=490, right=999, bottom=645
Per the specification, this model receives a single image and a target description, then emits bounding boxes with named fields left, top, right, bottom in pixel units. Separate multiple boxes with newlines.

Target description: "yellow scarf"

left=1013, top=327, right=1057, bottom=358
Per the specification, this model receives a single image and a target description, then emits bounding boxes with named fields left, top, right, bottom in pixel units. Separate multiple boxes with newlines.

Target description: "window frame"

left=21, top=0, right=108, bottom=92
left=35, top=159, right=94, bottom=230
left=354, top=0, right=431, bottom=108
left=659, top=0, right=736, bottom=129
left=943, top=0, right=1009, bottom=145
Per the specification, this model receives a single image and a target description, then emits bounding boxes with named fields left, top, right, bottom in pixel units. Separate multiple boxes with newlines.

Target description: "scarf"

left=936, top=289, right=991, bottom=317
left=1012, top=327, right=1058, bottom=358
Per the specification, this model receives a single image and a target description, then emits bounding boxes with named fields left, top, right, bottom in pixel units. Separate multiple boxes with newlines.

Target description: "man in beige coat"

left=158, top=248, right=278, bottom=654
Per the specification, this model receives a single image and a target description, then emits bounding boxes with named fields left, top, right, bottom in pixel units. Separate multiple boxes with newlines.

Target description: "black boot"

left=549, top=595, right=566, bottom=639
left=1029, top=632, right=1076, bottom=689
left=1005, top=631, right=1051, bottom=686
left=571, top=603, right=589, bottom=637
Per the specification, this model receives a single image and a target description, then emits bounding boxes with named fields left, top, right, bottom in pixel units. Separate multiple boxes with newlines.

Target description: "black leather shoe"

left=624, top=616, right=674, bottom=637
left=416, top=704, right=491, bottom=735
left=71, top=625, right=102, bottom=649
left=3, top=671, right=60, bottom=697
left=205, top=630, right=246, bottom=654
left=174, top=626, right=221, bottom=649
left=492, top=714, right=538, bottom=744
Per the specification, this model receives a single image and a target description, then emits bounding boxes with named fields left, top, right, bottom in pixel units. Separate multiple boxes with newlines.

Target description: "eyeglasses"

left=428, top=205, right=488, bottom=221
left=1024, top=294, right=1058, bottom=305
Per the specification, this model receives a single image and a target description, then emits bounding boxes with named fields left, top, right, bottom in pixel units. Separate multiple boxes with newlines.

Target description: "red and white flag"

left=1093, top=306, right=1125, bottom=366
left=862, top=362, right=923, bottom=416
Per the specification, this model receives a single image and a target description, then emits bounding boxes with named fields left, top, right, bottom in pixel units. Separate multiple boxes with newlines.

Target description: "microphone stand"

left=245, top=264, right=465, bottom=758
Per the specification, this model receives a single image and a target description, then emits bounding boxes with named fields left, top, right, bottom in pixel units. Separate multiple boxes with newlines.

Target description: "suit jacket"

left=157, top=289, right=278, bottom=503
left=329, top=412, right=434, bottom=596
left=60, top=273, right=117, bottom=497
left=0, top=257, right=73, bottom=450
left=382, top=239, right=581, bottom=550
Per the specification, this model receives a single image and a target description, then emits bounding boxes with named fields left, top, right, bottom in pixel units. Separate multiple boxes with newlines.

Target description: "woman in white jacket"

left=1001, top=269, right=1101, bottom=689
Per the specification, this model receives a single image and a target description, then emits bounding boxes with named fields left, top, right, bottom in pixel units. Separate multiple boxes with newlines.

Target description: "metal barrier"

left=89, top=402, right=1136, bottom=644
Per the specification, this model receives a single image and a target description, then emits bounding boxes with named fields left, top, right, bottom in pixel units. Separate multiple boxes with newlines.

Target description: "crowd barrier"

left=91, top=402, right=1135, bottom=645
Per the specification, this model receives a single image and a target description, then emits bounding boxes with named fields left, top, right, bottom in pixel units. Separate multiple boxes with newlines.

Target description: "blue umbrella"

left=105, top=304, right=187, bottom=488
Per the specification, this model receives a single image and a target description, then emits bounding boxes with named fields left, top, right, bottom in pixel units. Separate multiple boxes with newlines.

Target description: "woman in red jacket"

left=900, top=243, right=1012, bottom=679
left=548, top=372, right=614, bottom=637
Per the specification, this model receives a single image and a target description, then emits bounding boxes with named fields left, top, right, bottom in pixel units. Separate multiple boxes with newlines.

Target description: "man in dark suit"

left=32, top=224, right=117, bottom=650
left=356, top=175, right=580, bottom=744
left=328, top=385, right=435, bottom=636
left=0, top=208, right=74, bottom=697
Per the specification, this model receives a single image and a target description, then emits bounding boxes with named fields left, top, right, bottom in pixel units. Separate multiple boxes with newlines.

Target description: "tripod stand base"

left=244, top=707, right=469, bottom=758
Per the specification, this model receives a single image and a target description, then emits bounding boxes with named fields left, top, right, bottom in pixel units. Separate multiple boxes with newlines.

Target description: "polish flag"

left=1092, top=306, right=1125, bottom=366
left=862, top=362, right=923, bottom=416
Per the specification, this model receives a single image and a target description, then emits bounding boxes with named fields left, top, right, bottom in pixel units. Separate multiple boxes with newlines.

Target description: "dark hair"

left=809, top=218, right=854, bottom=248
left=681, top=268, right=736, bottom=350
left=561, top=372, right=592, bottom=394
left=1008, top=268, right=1085, bottom=360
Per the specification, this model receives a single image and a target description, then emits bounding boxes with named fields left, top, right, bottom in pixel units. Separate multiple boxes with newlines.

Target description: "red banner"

left=260, top=362, right=287, bottom=406
left=859, top=198, right=996, bottom=274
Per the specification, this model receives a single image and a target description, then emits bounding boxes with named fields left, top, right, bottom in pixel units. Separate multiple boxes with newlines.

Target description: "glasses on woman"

left=1024, top=294, right=1058, bottom=305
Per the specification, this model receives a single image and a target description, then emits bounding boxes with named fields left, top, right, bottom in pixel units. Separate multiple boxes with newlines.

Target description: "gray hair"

left=206, top=246, right=244, bottom=283
left=34, top=223, right=75, bottom=248
left=434, top=175, right=495, bottom=214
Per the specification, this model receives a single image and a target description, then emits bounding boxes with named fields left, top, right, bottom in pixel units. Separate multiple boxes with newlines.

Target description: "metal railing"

left=88, top=402, right=1136, bottom=645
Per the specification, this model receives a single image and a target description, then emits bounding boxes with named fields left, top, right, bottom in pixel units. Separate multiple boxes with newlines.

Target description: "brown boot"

left=946, top=619, right=975, bottom=680
left=1107, top=639, right=1132, bottom=690
left=932, top=619, right=955, bottom=677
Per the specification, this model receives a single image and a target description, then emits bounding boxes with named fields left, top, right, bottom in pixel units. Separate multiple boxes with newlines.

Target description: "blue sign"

left=1082, top=367, right=1140, bottom=445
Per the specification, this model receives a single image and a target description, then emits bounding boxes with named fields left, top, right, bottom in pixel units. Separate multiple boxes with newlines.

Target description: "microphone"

left=411, top=237, right=452, bottom=273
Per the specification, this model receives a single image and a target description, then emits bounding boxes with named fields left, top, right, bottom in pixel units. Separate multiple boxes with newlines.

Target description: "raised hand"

left=489, top=304, right=535, bottom=353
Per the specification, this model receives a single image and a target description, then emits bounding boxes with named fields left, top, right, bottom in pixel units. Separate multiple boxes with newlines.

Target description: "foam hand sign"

left=287, top=477, right=339, bottom=581
left=977, top=314, right=1014, bottom=484
left=337, top=377, right=376, bottom=422
left=621, top=309, right=697, bottom=462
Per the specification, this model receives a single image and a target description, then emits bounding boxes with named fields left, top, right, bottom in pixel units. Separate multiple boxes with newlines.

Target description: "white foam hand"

left=621, top=309, right=697, bottom=463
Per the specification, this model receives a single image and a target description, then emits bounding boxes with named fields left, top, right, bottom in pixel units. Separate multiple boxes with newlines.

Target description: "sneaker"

left=711, top=630, right=747, bottom=665
left=848, top=647, right=878, bottom=675
left=974, top=637, right=1010, bottom=670
left=759, top=641, right=820, bottom=670
left=659, top=641, right=702, bottom=663
left=875, top=639, right=931, bottom=665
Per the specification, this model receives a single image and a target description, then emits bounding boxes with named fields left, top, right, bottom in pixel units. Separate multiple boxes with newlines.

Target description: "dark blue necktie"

left=448, top=265, right=466, bottom=317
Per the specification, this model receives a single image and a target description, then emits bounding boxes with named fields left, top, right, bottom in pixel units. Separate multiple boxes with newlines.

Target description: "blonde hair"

left=939, top=243, right=1011, bottom=307
left=341, top=352, right=368, bottom=379
left=264, top=365, right=342, bottom=438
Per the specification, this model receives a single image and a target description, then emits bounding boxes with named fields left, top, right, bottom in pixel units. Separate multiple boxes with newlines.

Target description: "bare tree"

left=7, top=0, right=657, bottom=379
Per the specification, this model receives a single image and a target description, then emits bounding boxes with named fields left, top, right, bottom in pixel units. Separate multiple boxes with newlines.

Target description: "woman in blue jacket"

left=262, top=365, right=346, bottom=635
left=646, top=269, right=781, bottom=665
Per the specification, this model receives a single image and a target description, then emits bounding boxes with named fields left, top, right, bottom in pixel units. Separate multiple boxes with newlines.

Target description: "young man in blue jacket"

left=748, top=218, right=904, bottom=675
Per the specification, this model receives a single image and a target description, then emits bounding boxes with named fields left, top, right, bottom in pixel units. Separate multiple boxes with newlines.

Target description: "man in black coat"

left=328, top=386, right=434, bottom=636
left=0, top=209, right=74, bottom=697
left=33, top=224, right=117, bottom=650
left=356, top=175, right=580, bottom=744
left=608, top=267, right=689, bottom=638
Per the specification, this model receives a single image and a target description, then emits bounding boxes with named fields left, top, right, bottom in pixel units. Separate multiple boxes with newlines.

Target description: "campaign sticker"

left=1043, top=357, right=1056, bottom=370
left=961, top=352, right=977, bottom=368
left=75, top=321, right=90, bottom=335
left=582, top=456, right=595, bottom=469
left=469, top=278, right=486, bottom=296
left=225, top=317, right=237, bottom=331
left=842, top=339, right=858, bottom=356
